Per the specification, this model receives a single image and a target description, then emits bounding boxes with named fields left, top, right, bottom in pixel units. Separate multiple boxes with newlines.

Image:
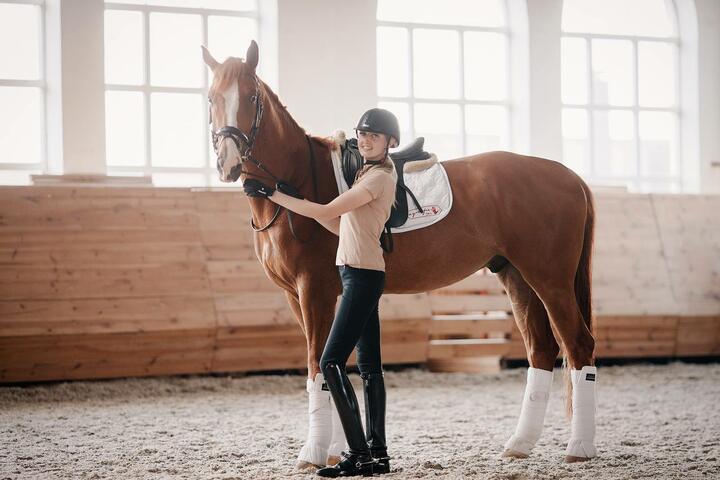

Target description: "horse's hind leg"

left=522, top=274, right=597, bottom=462
left=495, top=264, right=559, bottom=458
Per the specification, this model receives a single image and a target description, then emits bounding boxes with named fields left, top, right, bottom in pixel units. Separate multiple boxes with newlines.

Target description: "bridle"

left=210, top=74, right=263, bottom=167
left=209, top=74, right=319, bottom=243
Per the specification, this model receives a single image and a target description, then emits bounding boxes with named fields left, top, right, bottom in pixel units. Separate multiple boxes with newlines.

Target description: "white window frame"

left=376, top=3, right=514, bottom=155
left=104, top=2, right=260, bottom=184
left=0, top=0, right=47, bottom=174
left=561, top=2, right=682, bottom=192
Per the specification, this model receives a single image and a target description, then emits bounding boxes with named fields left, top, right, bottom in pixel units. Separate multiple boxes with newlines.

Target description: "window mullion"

left=586, top=37, right=594, bottom=177
left=201, top=12, right=210, bottom=182
left=459, top=30, right=466, bottom=155
left=39, top=0, right=47, bottom=174
left=407, top=27, right=415, bottom=139
left=633, top=39, right=640, bottom=190
left=143, top=9, right=151, bottom=170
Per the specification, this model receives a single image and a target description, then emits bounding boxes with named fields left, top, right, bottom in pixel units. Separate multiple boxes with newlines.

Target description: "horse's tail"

left=564, top=176, right=595, bottom=418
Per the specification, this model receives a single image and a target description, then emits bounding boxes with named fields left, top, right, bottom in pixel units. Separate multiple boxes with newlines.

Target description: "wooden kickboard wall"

left=0, top=187, right=430, bottom=383
left=0, top=186, right=718, bottom=382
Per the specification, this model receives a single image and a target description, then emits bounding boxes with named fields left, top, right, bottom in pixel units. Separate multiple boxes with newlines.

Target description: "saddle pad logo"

left=408, top=205, right=442, bottom=219
left=585, top=373, right=595, bottom=382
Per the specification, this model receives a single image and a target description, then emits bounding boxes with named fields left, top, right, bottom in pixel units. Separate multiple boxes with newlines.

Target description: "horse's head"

left=203, top=41, right=262, bottom=183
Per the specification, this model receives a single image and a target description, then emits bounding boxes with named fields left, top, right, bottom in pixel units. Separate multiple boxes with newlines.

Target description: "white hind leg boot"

left=297, top=373, right=333, bottom=466
left=565, top=365, right=598, bottom=459
left=327, top=397, right=347, bottom=460
left=504, top=367, right=554, bottom=457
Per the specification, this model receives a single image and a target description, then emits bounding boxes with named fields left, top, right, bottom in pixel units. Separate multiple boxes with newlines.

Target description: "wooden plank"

left=429, top=294, right=511, bottom=314
left=429, top=318, right=513, bottom=336
left=0, top=296, right=216, bottom=336
left=595, top=340, right=676, bottom=358
left=0, top=328, right=215, bottom=383
left=206, top=260, right=281, bottom=293
left=0, top=229, right=203, bottom=247
left=427, top=356, right=502, bottom=373
left=0, top=244, right=207, bottom=265
left=428, top=338, right=511, bottom=359
left=0, top=263, right=211, bottom=300
left=380, top=294, right=432, bottom=320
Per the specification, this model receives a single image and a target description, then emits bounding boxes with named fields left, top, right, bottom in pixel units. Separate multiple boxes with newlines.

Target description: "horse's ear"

left=245, top=40, right=259, bottom=71
left=201, top=45, right=220, bottom=71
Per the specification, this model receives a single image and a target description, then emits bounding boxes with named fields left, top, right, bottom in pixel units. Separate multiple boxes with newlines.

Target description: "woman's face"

left=357, top=130, right=396, bottom=161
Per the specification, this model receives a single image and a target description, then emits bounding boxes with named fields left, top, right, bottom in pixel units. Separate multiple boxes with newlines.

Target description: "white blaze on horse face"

left=217, top=85, right=241, bottom=181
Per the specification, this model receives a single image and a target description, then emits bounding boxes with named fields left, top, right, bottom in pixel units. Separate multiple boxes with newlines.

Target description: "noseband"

left=209, top=74, right=319, bottom=243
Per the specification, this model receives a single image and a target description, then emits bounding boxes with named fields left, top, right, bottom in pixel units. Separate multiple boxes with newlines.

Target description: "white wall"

left=695, top=0, right=720, bottom=193
left=46, top=0, right=106, bottom=175
left=277, top=0, right=377, bottom=136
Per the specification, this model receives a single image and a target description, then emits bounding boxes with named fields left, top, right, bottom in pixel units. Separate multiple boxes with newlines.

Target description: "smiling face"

left=203, top=42, right=260, bottom=183
left=356, top=130, right=397, bottom=161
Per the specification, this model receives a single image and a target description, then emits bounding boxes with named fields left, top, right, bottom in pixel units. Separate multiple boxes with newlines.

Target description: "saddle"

left=340, top=137, right=433, bottom=252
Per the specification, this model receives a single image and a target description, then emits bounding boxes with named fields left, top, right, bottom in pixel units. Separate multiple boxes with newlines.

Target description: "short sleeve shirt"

left=335, top=164, right=398, bottom=271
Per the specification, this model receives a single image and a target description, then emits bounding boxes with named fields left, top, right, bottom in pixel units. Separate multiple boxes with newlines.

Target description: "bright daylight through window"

left=376, top=0, right=510, bottom=161
left=561, top=0, right=680, bottom=193
left=104, top=0, right=259, bottom=187
left=0, top=1, right=44, bottom=184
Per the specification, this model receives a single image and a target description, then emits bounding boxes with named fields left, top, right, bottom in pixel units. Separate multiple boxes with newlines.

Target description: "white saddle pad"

left=330, top=148, right=453, bottom=233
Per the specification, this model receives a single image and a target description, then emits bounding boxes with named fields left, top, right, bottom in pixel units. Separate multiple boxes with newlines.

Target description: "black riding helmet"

left=355, top=108, right=400, bottom=146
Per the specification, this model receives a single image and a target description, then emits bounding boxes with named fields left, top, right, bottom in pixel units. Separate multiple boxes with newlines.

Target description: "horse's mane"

left=211, top=56, right=338, bottom=152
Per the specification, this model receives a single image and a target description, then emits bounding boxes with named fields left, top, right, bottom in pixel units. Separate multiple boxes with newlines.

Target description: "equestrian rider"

left=242, top=108, right=400, bottom=477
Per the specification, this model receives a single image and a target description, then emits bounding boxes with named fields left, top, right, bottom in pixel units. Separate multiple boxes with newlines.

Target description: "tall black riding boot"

left=316, top=363, right=375, bottom=477
left=362, top=372, right=390, bottom=474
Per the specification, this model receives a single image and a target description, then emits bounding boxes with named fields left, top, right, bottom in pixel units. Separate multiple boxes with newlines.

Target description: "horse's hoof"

left=296, top=461, right=322, bottom=471
left=326, top=455, right=341, bottom=465
left=565, top=455, right=593, bottom=463
left=502, top=449, right=529, bottom=459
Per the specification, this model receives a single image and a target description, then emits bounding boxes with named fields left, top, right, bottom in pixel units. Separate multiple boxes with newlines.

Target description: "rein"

left=210, top=75, right=319, bottom=243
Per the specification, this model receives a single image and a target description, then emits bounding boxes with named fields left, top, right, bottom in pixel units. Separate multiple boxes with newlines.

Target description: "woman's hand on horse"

left=243, top=178, right=275, bottom=198
left=276, top=181, right=304, bottom=199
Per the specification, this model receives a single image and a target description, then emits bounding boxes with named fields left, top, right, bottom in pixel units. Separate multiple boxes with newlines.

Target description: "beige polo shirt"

left=335, top=163, right=398, bottom=272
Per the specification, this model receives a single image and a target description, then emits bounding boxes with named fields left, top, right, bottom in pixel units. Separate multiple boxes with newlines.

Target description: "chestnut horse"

left=202, top=41, right=597, bottom=468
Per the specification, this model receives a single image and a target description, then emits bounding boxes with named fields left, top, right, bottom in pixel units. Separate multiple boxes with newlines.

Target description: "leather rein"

left=209, top=74, right=319, bottom=243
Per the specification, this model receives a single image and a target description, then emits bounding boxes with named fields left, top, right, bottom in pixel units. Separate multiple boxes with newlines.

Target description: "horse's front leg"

left=287, top=287, right=345, bottom=470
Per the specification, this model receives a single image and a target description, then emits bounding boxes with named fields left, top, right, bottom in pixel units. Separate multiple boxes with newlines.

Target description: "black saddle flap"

left=340, top=138, right=364, bottom=187
left=390, top=137, right=430, bottom=162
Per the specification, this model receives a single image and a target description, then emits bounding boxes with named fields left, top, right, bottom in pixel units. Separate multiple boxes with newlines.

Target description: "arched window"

left=104, top=0, right=268, bottom=187
left=0, top=0, right=45, bottom=184
left=376, top=0, right=511, bottom=159
left=561, top=0, right=680, bottom=192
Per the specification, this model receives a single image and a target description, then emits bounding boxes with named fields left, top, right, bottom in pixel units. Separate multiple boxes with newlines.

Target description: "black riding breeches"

left=320, top=265, right=386, bottom=376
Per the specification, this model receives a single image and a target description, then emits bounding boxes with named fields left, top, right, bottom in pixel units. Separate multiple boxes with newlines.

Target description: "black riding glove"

left=243, top=178, right=275, bottom=198
left=275, top=180, right=304, bottom=199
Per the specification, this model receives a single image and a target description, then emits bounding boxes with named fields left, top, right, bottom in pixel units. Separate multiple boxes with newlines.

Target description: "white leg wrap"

left=566, top=365, right=598, bottom=458
left=297, top=373, right=333, bottom=466
left=504, top=367, right=554, bottom=456
left=327, top=397, right=347, bottom=457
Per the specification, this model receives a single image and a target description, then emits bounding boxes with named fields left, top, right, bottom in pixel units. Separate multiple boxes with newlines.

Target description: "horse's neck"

left=246, top=90, right=336, bottom=222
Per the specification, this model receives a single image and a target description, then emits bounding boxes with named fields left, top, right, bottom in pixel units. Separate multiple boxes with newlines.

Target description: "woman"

left=243, top=108, right=399, bottom=477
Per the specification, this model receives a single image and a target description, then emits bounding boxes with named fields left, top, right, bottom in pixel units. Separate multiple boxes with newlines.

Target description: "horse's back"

left=442, top=150, right=585, bottom=197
